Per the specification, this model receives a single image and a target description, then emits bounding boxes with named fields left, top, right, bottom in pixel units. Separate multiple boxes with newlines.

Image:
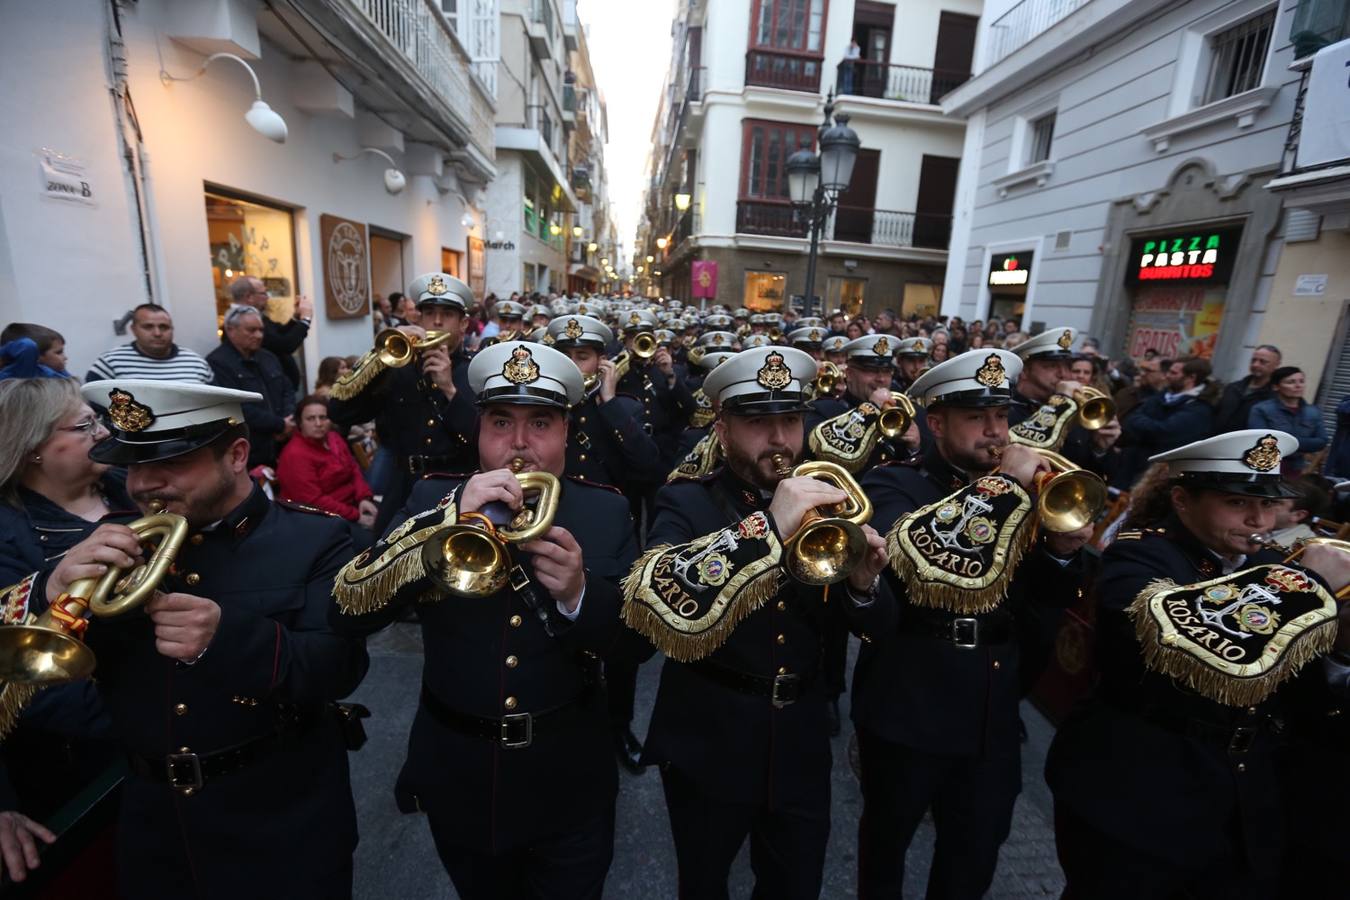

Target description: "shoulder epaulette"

left=1115, top=530, right=1143, bottom=541
left=275, top=499, right=341, bottom=518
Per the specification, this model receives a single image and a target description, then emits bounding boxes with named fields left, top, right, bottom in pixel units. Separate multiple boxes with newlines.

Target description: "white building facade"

left=1, top=0, right=497, bottom=384
left=639, top=0, right=983, bottom=317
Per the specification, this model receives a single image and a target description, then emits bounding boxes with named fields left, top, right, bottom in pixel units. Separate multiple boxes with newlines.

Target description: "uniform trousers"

left=1055, top=806, right=1278, bottom=900
left=661, top=763, right=830, bottom=900
left=856, top=728, right=1019, bottom=900
left=427, top=806, right=615, bottom=900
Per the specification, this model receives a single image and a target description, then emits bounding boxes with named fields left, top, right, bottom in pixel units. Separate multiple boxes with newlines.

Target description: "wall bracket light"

left=159, top=52, right=288, bottom=144
left=333, top=148, right=407, bottom=194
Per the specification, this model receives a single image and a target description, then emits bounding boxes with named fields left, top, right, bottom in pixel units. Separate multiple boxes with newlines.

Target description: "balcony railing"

left=836, top=60, right=971, bottom=105
left=1289, top=0, right=1350, bottom=58
left=563, top=83, right=576, bottom=113
left=526, top=103, right=555, bottom=152
left=745, top=49, right=824, bottom=92
left=736, top=200, right=808, bottom=237
left=351, top=0, right=495, bottom=160
left=983, top=0, right=1092, bottom=69
left=736, top=201, right=952, bottom=249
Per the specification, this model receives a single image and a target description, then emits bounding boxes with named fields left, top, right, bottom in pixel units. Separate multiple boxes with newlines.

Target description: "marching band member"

left=1046, top=430, right=1349, bottom=898
left=332, top=341, right=637, bottom=900
left=890, top=337, right=931, bottom=393
left=620, top=346, right=894, bottom=900
left=855, top=349, right=1095, bottom=899
left=0, top=380, right=369, bottom=898
left=807, top=334, right=923, bottom=475
left=328, top=273, right=478, bottom=534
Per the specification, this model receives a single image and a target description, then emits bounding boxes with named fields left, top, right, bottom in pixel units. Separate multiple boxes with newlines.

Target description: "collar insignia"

left=1243, top=434, right=1282, bottom=472
left=975, top=354, right=1006, bottom=388
left=756, top=352, right=792, bottom=390
left=502, top=346, right=541, bottom=385
left=107, top=389, right=155, bottom=433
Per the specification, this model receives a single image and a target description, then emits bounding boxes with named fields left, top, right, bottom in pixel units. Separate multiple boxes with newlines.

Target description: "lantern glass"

left=786, top=148, right=821, bottom=206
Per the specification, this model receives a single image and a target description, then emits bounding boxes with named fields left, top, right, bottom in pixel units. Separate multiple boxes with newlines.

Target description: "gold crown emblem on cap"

left=809, top=329, right=820, bottom=341
left=629, top=312, right=641, bottom=326
left=975, top=354, right=1006, bottom=388
left=564, top=318, right=583, bottom=340
left=426, top=275, right=448, bottom=296
left=874, top=337, right=890, bottom=356
left=1242, top=434, right=1282, bottom=472
left=502, top=346, right=541, bottom=385
left=1057, top=329, right=1073, bottom=349
left=107, top=389, right=155, bottom=433
left=712, top=334, right=724, bottom=346
left=756, top=351, right=793, bottom=390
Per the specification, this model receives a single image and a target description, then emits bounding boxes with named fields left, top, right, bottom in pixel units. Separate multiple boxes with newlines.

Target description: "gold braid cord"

left=668, top=432, right=722, bottom=482
left=886, top=474, right=1036, bottom=614
left=1010, top=394, right=1078, bottom=452
left=0, top=575, right=40, bottom=738
left=1127, top=565, right=1339, bottom=707
left=621, top=512, right=783, bottom=662
left=333, top=494, right=457, bottom=614
left=808, top=404, right=882, bottom=474
left=328, top=347, right=388, bottom=402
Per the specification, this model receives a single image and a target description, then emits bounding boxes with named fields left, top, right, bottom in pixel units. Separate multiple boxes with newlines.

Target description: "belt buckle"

left=1229, top=725, right=1257, bottom=754
left=951, top=617, right=979, bottom=649
left=165, top=751, right=203, bottom=793
left=500, top=712, right=533, bottom=749
left=407, top=455, right=426, bottom=476
left=771, top=673, right=800, bottom=709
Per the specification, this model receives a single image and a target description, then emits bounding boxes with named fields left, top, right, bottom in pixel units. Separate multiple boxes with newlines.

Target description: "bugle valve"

left=772, top=455, right=874, bottom=586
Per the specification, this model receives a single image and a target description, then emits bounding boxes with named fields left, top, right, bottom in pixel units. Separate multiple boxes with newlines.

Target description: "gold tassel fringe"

left=0, top=682, right=37, bottom=740
left=885, top=513, right=1036, bottom=614
left=329, top=349, right=387, bottom=402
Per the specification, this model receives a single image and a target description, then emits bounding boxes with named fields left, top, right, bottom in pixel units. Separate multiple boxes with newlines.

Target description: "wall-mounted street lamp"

left=333, top=148, right=407, bottom=194
left=674, top=192, right=692, bottom=212
left=159, top=52, right=288, bottom=143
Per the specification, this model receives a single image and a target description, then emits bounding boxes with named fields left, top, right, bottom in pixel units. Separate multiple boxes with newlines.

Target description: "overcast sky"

left=578, top=0, right=677, bottom=263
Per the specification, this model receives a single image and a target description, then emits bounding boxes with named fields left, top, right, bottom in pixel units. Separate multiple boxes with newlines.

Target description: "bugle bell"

left=0, top=511, right=189, bottom=685
left=631, top=332, right=658, bottom=360
left=1002, top=447, right=1107, bottom=534
left=1073, top=387, right=1116, bottom=431
left=375, top=328, right=455, bottom=368
left=774, top=456, right=874, bottom=586
left=422, top=470, right=561, bottom=598
left=879, top=392, right=916, bottom=440
left=814, top=361, right=841, bottom=396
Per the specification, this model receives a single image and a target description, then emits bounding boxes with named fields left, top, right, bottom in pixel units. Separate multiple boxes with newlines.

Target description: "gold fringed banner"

left=333, top=497, right=457, bottom=614
left=1127, top=565, right=1339, bottom=707
left=886, top=474, right=1035, bottom=614
left=1010, top=394, right=1078, bottom=452
left=329, top=348, right=388, bottom=402
left=808, top=403, right=882, bottom=474
left=668, top=433, right=722, bottom=482
left=620, top=513, right=783, bottom=661
left=0, top=682, right=36, bottom=740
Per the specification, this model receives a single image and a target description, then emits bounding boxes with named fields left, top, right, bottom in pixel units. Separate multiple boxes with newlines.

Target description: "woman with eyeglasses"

left=0, top=377, right=122, bottom=884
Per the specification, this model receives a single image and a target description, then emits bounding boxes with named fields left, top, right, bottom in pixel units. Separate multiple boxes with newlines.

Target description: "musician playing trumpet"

left=619, top=346, right=894, bottom=900
left=332, top=341, right=638, bottom=900
left=856, top=349, right=1095, bottom=900
left=806, top=334, right=924, bottom=475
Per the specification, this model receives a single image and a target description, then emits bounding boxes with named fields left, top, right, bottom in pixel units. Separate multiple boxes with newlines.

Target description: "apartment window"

left=1202, top=9, right=1275, bottom=104
left=1028, top=112, right=1056, bottom=163
left=753, top=0, right=826, bottom=53
left=741, top=120, right=816, bottom=199
left=441, top=0, right=459, bottom=30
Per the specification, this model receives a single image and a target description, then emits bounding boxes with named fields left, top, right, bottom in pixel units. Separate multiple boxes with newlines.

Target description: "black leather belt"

left=898, top=611, right=1013, bottom=648
left=405, top=454, right=457, bottom=475
left=1110, top=699, right=1273, bottom=755
left=129, top=732, right=282, bottom=794
left=419, top=685, right=586, bottom=750
left=688, top=660, right=814, bottom=708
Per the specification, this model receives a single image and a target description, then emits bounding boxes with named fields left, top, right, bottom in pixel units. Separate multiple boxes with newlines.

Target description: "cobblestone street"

left=348, top=625, right=1065, bottom=899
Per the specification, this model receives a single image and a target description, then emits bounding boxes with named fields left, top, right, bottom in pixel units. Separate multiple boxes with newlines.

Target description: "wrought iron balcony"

left=983, top=0, right=1092, bottom=69
left=736, top=200, right=952, bottom=249
left=736, top=200, right=808, bottom=237
left=745, top=49, right=824, bottom=92
left=835, top=60, right=970, bottom=106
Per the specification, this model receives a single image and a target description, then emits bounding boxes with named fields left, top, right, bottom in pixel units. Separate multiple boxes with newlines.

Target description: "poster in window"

left=1125, top=285, right=1226, bottom=360
left=467, top=235, right=486, bottom=302
left=320, top=214, right=370, bottom=319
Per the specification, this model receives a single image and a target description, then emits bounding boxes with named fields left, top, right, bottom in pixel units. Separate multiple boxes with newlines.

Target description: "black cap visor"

left=1175, top=472, right=1299, bottom=499
left=89, top=418, right=239, bottom=465
left=926, top=387, right=1013, bottom=409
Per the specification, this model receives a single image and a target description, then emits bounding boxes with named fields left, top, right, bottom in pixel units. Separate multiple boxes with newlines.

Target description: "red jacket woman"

left=277, top=396, right=376, bottom=523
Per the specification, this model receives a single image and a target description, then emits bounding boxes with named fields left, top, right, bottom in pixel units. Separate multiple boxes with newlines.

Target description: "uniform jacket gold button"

left=509, top=615, right=522, bottom=627
left=579, top=453, right=587, bottom=462
left=424, top=437, right=433, bottom=446
left=776, top=600, right=786, bottom=611
left=426, top=419, right=436, bottom=427
left=992, top=660, right=1001, bottom=670
left=579, top=416, right=587, bottom=425
left=504, top=696, right=518, bottom=710
left=185, top=573, right=201, bottom=587
left=776, top=633, right=786, bottom=645
left=174, top=703, right=188, bottom=716
left=190, top=534, right=205, bottom=546
left=777, top=666, right=787, bottom=675
left=505, top=655, right=518, bottom=668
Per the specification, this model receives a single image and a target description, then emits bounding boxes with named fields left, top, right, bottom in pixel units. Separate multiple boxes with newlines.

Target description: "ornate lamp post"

left=786, top=92, right=860, bottom=318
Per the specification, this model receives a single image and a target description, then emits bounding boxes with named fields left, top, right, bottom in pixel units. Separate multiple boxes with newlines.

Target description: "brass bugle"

left=375, top=328, right=455, bottom=368
left=994, top=446, right=1107, bottom=533
left=0, top=511, right=188, bottom=686
left=1280, top=537, right=1350, bottom=600
left=423, top=471, right=561, bottom=598
left=780, top=459, right=873, bottom=585
left=769, top=326, right=784, bottom=342
left=1073, top=387, right=1116, bottom=430
left=879, top=392, right=916, bottom=439
left=814, top=361, right=841, bottom=395
left=632, top=332, right=658, bottom=359
left=688, top=346, right=707, bottom=367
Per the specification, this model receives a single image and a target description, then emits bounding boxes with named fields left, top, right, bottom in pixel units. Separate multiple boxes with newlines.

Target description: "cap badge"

left=1242, top=434, right=1282, bottom=472
left=502, top=346, right=541, bottom=385
left=756, top=352, right=793, bottom=390
left=873, top=337, right=890, bottom=356
left=426, top=275, right=448, bottom=296
left=564, top=318, right=583, bottom=340
left=809, top=329, right=820, bottom=341
left=712, top=334, right=724, bottom=346
left=629, top=312, right=641, bottom=326
left=1057, top=329, right=1073, bottom=349
left=107, top=389, right=155, bottom=433
left=975, top=354, right=1007, bottom=388
left=541, top=334, right=556, bottom=346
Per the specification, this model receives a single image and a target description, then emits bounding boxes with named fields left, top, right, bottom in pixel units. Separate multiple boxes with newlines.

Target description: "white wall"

left=1, top=0, right=482, bottom=385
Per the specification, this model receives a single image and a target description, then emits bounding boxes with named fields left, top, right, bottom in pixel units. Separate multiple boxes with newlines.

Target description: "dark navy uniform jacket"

left=1045, top=520, right=1306, bottom=874
left=856, top=451, right=1087, bottom=757
left=1009, top=388, right=1123, bottom=483
left=338, top=472, right=637, bottom=853
left=618, top=362, right=698, bottom=470
left=806, top=388, right=930, bottom=470
left=566, top=389, right=666, bottom=490
left=28, top=486, right=368, bottom=899
left=631, top=468, right=895, bottom=811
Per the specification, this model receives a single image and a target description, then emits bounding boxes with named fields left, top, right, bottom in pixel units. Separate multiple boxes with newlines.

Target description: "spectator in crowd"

left=947, top=324, right=968, bottom=354
left=1329, top=394, right=1350, bottom=479
left=1214, top=343, right=1281, bottom=434
left=1069, top=356, right=1095, bottom=385
left=929, top=341, right=951, bottom=364
left=969, top=331, right=986, bottom=349
left=1248, top=366, right=1326, bottom=475
left=276, top=395, right=376, bottom=529
left=1, top=324, right=69, bottom=376
left=313, top=356, right=352, bottom=399
left=1004, top=330, right=1029, bottom=347
left=874, top=309, right=897, bottom=335
left=207, top=305, right=295, bottom=469
left=1120, top=356, right=1216, bottom=484
left=229, top=275, right=313, bottom=391
left=85, top=304, right=212, bottom=383
left=845, top=320, right=865, bottom=340
left=393, top=293, right=420, bottom=327
left=1114, top=356, right=1169, bottom=421
left=0, top=337, right=65, bottom=381
left=1269, top=476, right=1333, bottom=545
left=828, top=310, right=848, bottom=336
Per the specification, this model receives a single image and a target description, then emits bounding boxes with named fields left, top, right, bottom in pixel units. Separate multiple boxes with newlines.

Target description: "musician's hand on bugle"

left=145, top=592, right=221, bottom=662
left=1044, top=522, right=1095, bottom=559
left=519, top=526, right=585, bottom=613
left=396, top=324, right=427, bottom=341
left=460, top=470, right=525, bottom=516
left=1054, top=379, right=1084, bottom=398
left=0, top=810, right=55, bottom=883
left=1300, top=543, right=1350, bottom=601
left=421, top=345, right=456, bottom=399
left=868, top=388, right=892, bottom=408
left=996, top=444, right=1050, bottom=489
left=768, top=476, right=847, bottom=541
left=898, top=419, right=921, bottom=451
left=654, top=347, right=675, bottom=377
left=1091, top=417, right=1122, bottom=453
left=847, top=524, right=889, bottom=593
left=597, top=358, right=619, bottom=404
left=46, top=524, right=144, bottom=605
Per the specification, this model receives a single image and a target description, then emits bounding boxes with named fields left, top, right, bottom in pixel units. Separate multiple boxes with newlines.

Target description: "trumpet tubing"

left=879, top=393, right=916, bottom=439
left=1073, top=387, right=1116, bottom=430
left=375, top=329, right=454, bottom=368
left=782, top=460, right=874, bottom=586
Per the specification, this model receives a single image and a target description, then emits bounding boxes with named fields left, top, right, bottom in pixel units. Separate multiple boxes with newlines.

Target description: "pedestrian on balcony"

left=842, top=37, right=861, bottom=94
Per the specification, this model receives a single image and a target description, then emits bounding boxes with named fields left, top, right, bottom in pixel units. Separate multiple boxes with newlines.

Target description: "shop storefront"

left=986, top=250, right=1033, bottom=323
left=1120, top=224, right=1242, bottom=360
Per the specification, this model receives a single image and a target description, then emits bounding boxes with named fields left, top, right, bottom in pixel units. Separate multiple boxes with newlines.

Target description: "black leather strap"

left=419, top=685, right=586, bottom=748
left=688, top=659, right=816, bottom=707
left=897, top=609, right=1014, bottom=646
left=129, top=731, right=283, bottom=790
